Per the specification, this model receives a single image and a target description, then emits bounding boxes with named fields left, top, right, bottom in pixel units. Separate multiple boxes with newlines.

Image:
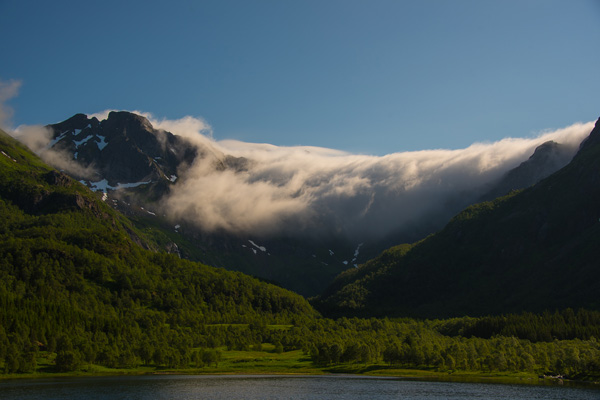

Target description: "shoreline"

left=2, top=367, right=598, bottom=390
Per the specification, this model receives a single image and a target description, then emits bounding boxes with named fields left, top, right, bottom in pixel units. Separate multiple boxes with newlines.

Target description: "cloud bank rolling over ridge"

left=2, top=94, right=593, bottom=242
left=146, top=113, right=592, bottom=241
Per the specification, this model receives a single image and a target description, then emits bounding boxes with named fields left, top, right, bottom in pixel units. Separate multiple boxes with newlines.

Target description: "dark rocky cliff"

left=46, top=111, right=198, bottom=186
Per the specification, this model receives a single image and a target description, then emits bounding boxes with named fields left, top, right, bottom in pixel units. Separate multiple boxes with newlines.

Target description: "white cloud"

left=8, top=103, right=593, bottom=241
left=11, top=123, right=99, bottom=179
left=160, top=116, right=593, bottom=240
left=0, top=79, right=22, bottom=130
left=89, top=109, right=212, bottom=138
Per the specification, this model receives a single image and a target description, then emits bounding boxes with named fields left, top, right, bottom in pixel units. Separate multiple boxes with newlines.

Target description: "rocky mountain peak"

left=578, top=117, right=600, bottom=151
left=106, top=110, right=152, bottom=127
left=102, top=111, right=155, bottom=141
left=50, top=113, right=100, bottom=133
left=46, top=111, right=198, bottom=188
left=480, top=140, right=575, bottom=201
left=530, top=140, right=559, bottom=157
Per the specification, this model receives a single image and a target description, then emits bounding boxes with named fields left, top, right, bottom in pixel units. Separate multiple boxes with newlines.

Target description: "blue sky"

left=1, top=0, right=599, bottom=155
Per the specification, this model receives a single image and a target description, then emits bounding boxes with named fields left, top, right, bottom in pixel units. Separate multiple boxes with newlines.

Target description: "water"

left=0, top=375, right=598, bottom=400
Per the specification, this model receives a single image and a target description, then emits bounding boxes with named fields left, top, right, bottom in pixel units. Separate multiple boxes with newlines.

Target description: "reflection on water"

left=0, top=375, right=598, bottom=400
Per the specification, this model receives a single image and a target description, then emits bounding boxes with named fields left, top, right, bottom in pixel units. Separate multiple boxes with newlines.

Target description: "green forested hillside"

left=2, top=127, right=600, bottom=380
left=0, top=128, right=316, bottom=372
left=316, top=118, right=600, bottom=319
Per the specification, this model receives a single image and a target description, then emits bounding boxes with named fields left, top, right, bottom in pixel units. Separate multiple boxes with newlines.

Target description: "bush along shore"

left=2, top=312, right=600, bottom=385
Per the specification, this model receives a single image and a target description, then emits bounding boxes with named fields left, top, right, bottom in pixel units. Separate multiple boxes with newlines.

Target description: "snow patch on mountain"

left=87, top=179, right=112, bottom=192
left=73, top=135, right=93, bottom=147
left=47, top=132, right=67, bottom=148
left=351, top=243, right=364, bottom=267
left=115, top=181, right=152, bottom=189
left=96, top=135, right=108, bottom=150
left=83, top=179, right=152, bottom=192
left=248, top=240, right=267, bottom=252
left=1, top=151, right=17, bottom=162
left=353, top=243, right=363, bottom=258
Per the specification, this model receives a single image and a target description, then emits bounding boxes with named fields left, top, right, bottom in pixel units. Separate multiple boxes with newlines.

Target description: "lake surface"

left=1, top=375, right=599, bottom=400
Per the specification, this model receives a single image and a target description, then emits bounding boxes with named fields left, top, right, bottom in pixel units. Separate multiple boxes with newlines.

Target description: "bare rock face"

left=46, top=111, right=198, bottom=187
left=44, top=170, right=72, bottom=187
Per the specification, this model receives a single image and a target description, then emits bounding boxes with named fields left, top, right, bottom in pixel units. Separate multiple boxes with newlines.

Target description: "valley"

left=1, top=115, right=599, bottom=383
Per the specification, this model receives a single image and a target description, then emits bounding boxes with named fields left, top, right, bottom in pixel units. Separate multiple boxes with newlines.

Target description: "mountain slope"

left=3, top=128, right=600, bottom=378
left=479, top=139, right=574, bottom=201
left=42, top=112, right=361, bottom=296
left=0, top=127, right=317, bottom=370
left=39, top=112, right=582, bottom=297
left=315, top=117, right=600, bottom=318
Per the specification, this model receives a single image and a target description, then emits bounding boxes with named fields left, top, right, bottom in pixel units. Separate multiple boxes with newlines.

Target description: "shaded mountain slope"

left=315, top=117, right=600, bottom=319
left=39, top=112, right=581, bottom=297
left=46, top=111, right=198, bottom=187
left=0, top=127, right=314, bottom=322
left=4, top=128, right=600, bottom=378
left=480, top=140, right=575, bottom=201
left=0, top=127, right=317, bottom=370
left=42, top=112, right=359, bottom=296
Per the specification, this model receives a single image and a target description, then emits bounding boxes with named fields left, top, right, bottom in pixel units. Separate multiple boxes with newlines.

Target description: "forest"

left=1, top=128, right=600, bottom=380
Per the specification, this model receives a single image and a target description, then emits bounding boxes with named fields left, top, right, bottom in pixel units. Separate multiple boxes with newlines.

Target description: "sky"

left=1, top=0, right=599, bottom=155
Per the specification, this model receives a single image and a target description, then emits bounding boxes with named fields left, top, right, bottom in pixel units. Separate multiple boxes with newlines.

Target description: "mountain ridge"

left=46, top=111, right=198, bottom=187
left=315, top=117, right=600, bottom=318
left=479, top=139, right=574, bottom=201
left=35, top=111, right=594, bottom=297
left=3, top=126, right=600, bottom=379
left=0, top=125, right=317, bottom=369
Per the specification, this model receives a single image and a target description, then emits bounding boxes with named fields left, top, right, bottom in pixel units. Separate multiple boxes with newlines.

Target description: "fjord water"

left=1, top=375, right=598, bottom=400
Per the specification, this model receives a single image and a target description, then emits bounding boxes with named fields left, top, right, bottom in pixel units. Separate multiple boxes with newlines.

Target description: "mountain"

left=0, top=126, right=314, bottom=317
left=40, top=111, right=584, bottom=297
left=5, top=124, right=600, bottom=377
left=375, top=140, right=578, bottom=252
left=0, top=126, right=318, bottom=370
left=46, top=111, right=197, bottom=191
left=480, top=140, right=575, bottom=201
left=43, top=112, right=363, bottom=295
left=315, top=117, right=600, bottom=319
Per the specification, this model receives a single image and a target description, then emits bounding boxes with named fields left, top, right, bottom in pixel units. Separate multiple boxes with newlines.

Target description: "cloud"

left=8, top=103, right=593, bottom=242
left=28, top=109, right=216, bottom=180
left=0, top=78, right=96, bottom=179
left=90, top=109, right=217, bottom=152
left=89, top=109, right=213, bottom=140
left=11, top=123, right=98, bottom=179
left=9, top=123, right=52, bottom=152
left=0, top=79, right=22, bottom=130
left=160, top=117, right=593, bottom=241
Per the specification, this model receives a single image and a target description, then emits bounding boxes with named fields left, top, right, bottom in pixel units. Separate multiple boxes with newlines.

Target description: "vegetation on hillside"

left=2, top=128, right=600, bottom=381
left=0, top=129, right=315, bottom=373
left=315, top=120, right=600, bottom=319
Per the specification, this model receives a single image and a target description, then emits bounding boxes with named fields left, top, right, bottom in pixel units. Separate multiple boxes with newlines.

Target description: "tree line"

left=1, top=130, right=599, bottom=378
